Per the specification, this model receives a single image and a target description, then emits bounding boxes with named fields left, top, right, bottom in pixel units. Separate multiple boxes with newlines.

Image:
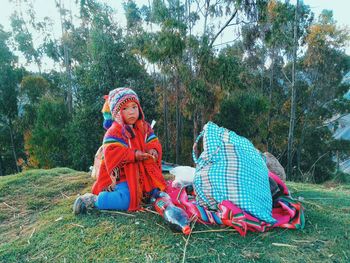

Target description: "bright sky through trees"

left=0, top=0, right=348, bottom=72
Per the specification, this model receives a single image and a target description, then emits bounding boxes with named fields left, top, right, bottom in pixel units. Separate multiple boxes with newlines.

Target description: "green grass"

left=0, top=168, right=349, bottom=262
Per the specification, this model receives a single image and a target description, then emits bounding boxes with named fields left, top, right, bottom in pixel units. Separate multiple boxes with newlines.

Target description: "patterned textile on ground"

left=165, top=171, right=305, bottom=237
left=193, top=122, right=275, bottom=223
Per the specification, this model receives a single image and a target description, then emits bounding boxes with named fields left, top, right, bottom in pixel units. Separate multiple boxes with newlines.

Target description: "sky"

left=0, top=0, right=349, bottom=72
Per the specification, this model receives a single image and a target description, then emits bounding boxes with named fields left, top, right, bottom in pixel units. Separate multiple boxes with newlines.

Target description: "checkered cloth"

left=192, top=122, right=276, bottom=223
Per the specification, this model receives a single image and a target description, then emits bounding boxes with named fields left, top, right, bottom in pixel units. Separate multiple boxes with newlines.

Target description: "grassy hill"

left=0, top=168, right=349, bottom=262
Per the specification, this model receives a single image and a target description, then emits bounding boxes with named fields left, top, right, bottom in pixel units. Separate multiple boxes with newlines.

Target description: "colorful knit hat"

left=101, top=87, right=144, bottom=130
left=109, top=87, right=140, bottom=116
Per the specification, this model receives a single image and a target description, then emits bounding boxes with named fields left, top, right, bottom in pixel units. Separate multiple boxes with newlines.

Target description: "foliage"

left=20, top=75, right=50, bottom=105
left=214, top=92, right=269, bottom=148
left=9, top=1, right=54, bottom=73
left=0, top=25, right=25, bottom=175
left=295, top=11, right=350, bottom=182
left=63, top=0, right=158, bottom=171
left=66, top=105, right=103, bottom=171
left=0, top=26, right=19, bottom=122
left=29, top=97, right=70, bottom=168
left=332, top=170, right=350, bottom=184
left=123, top=0, right=142, bottom=31
left=19, top=75, right=50, bottom=129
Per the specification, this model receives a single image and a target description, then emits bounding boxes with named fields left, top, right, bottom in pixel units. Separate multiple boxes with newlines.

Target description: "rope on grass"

left=272, top=243, right=297, bottom=248
left=143, top=207, right=159, bottom=215
left=70, top=223, right=84, bottom=228
left=299, top=200, right=323, bottom=209
left=155, top=222, right=166, bottom=229
left=292, top=239, right=312, bottom=243
left=190, top=228, right=237, bottom=234
left=27, top=228, right=36, bottom=244
left=61, top=192, right=69, bottom=199
left=3, top=202, right=17, bottom=210
left=99, top=210, right=136, bottom=217
left=182, top=218, right=197, bottom=263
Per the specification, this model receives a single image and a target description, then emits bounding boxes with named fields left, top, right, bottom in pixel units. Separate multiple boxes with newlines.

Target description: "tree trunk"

left=266, top=49, right=275, bottom=152
left=193, top=108, right=198, bottom=144
left=187, top=0, right=192, bottom=36
left=8, top=122, right=20, bottom=173
left=287, top=0, right=299, bottom=180
left=163, top=80, right=169, bottom=161
left=0, top=154, right=3, bottom=176
left=59, top=0, right=73, bottom=114
left=336, top=150, right=340, bottom=172
left=175, top=75, right=181, bottom=164
left=65, top=56, right=73, bottom=114
left=203, top=0, right=210, bottom=36
left=34, top=57, right=42, bottom=74
left=296, top=122, right=305, bottom=175
left=193, top=108, right=203, bottom=165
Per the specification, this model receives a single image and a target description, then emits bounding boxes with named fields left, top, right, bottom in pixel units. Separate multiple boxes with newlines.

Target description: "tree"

left=295, top=10, right=350, bottom=182
left=214, top=92, right=269, bottom=147
left=9, top=0, right=54, bottom=73
left=29, top=96, right=70, bottom=168
left=0, top=25, right=24, bottom=174
left=286, top=0, right=299, bottom=180
left=63, top=0, right=157, bottom=170
left=132, top=0, right=265, bottom=163
left=18, top=75, right=52, bottom=169
left=57, top=0, right=74, bottom=114
left=240, top=0, right=313, bottom=178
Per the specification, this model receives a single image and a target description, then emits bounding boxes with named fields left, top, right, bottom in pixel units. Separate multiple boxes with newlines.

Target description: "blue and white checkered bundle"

left=192, top=122, right=276, bottom=224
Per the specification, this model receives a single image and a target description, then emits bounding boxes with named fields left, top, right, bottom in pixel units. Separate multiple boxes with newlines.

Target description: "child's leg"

left=95, top=182, right=130, bottom=210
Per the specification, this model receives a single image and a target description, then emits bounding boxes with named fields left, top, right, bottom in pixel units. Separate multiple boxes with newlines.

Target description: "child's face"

left=121, top=101, right=140, bottom=125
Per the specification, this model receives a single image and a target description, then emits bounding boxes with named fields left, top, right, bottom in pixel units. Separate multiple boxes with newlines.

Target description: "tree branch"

left=209, top=8, right=238, bottom=47
left=281, top=68, right=292, bottom=85
left=318, top=113, right=349, bottom=127
left=212, top=34, right=241, bottom=47
left=194, top=0, right=206, bottom=17
left=306, top=151, right=329, bottom=176
left=227, top=20, right=258, bottom=27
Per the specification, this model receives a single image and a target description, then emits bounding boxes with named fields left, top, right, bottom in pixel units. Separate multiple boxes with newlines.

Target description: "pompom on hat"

left=101, top=95, right=113, bottom=130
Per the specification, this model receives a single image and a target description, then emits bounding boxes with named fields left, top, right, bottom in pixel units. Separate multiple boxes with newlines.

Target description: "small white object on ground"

left=170, top=166, right=196, bottom=188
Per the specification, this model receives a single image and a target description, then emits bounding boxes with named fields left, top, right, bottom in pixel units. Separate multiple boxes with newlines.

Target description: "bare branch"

left=228, top=19, right=258, bottom=26
left=194, top=0, right=206, bottom=16
left=318, top=113, right=349, bottom=127
left=209, top=8, right=238, bottom=47
left=281, top=68, right=292, bottom=85
left=212, top=34, right=241, bottom=47
left=306, top=151, right=329, bottom=176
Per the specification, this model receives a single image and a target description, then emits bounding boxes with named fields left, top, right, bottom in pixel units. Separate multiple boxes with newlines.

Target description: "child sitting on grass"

left=73, top=87, right=166, bottom=214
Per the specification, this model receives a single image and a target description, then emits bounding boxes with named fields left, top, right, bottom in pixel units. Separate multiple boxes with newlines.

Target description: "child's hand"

left=147, top=149, right=158, bottom=161
left=135, top=150, right=153, bottom=161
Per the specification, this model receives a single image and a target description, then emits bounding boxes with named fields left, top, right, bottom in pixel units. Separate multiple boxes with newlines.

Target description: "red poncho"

left=92, top=119, right=166, bottom=211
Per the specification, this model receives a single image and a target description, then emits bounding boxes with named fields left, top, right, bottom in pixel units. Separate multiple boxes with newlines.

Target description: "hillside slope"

left=0, top=168, right=349, bottom=262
